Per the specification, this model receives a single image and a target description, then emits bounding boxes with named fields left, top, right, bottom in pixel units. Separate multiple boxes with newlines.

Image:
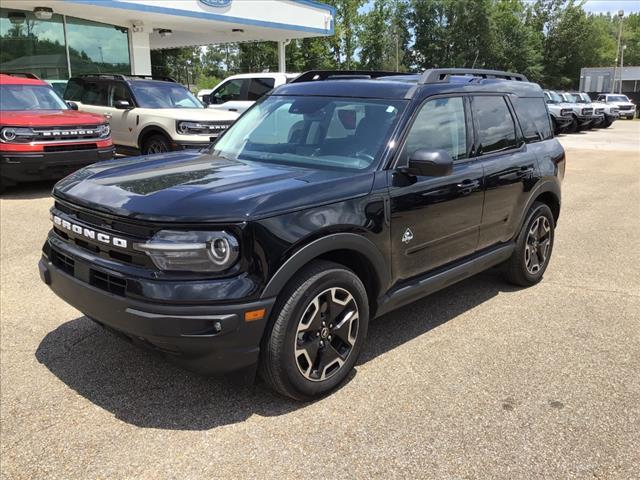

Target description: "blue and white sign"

left=199, top=0, right=232, bottom=7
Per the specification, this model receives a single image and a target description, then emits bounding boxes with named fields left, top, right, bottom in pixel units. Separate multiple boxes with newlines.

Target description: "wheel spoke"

left=331, top=309, right=358, bottom=346
left=316, top=344, right=344, bottom=380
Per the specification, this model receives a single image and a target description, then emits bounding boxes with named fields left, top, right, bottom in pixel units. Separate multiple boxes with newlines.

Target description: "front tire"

left=141, top=134, right=171, bottom=155
left=260, top=260, right=369, bottom=400
left=502, top=202, right=555, bottom=287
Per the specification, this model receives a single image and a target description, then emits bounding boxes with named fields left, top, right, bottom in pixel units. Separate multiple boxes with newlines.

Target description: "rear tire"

left=260, top=260, right=369, bottom=401
left=141, top=134, right=171, bottom=155
left=502, top=202, right=555, bottom=287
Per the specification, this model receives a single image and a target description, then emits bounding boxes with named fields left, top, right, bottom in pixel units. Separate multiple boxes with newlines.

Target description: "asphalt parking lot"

left=1, top=120, right=639, bottom=479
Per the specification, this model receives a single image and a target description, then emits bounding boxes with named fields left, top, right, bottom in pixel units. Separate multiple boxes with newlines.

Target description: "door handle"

left=456, top=179, right=480, bottom=194
left=456, top=179, right=480, bottom=189
left=228, top=108, right=238, bottom=112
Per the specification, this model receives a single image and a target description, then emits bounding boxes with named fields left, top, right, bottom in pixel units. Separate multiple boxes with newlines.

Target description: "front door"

left=389, top=95, right=484, bottom=283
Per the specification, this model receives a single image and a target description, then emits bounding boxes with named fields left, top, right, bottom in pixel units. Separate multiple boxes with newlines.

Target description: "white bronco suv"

left=64, top=75, right=237, bottom=155
left=199, top=72, right=298, bottom=115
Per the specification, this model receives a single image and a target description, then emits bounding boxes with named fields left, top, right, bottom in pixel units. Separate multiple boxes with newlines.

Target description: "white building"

left=0, top=0, right=334, bottom=79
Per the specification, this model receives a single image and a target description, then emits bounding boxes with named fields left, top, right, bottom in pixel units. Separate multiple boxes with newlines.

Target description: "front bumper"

left=576, top=116, right=593, bottom=127
left=173, top=140, right=214, bottom=151
left=39, top=239, right=275, bottom=375
left=1, top=146, right=114, bottom=183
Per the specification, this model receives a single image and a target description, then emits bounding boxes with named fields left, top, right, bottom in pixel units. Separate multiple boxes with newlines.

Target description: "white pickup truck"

left=198, top=72, right=298, bottom=115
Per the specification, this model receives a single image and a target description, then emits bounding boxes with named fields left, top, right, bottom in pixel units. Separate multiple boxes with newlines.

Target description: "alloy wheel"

left=524, top=216, right=551, bottom=274
left=146, top=140, right=168, bottom=154
left=294, top=287, right=359, bottom=382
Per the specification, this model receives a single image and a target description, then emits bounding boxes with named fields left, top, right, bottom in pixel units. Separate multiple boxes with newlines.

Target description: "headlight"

left=0, top=127, right=35, bottom=143
left=135, top=230, right=239, bottom=272
left=176, top=120, right=231, bottom=136
left=96, top=123, right=111, bottom=138
left=560, top=108, right=572, bottom=116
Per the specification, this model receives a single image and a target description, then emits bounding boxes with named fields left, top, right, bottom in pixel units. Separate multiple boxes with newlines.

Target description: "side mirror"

left=201, top=94, right=211, bottom=105
left=66, top=101, right=78, bottom=110
left=114, top=100, right=132, bottom=110
left=405, top=149, right=453, bottom=177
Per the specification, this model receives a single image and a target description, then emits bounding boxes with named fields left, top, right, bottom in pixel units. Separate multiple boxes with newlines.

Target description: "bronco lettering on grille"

left=52, top=215, right=128, bottom=248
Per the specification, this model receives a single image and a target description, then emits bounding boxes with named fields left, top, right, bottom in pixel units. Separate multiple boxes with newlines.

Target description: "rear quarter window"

left=513, top=97, right=553, bottom=142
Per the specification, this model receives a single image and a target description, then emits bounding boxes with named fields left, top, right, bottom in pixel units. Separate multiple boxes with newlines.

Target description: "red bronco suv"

left=0, top=73, right=114, bottom=191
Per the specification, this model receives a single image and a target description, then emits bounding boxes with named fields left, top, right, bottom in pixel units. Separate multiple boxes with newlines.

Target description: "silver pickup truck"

left=596, top=93, right=634, bottom=120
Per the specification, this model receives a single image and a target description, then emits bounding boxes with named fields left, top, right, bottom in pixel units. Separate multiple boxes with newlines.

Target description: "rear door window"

left=513, top=97, right=552, bottom=142
left=247, top=78, right=275, bottom=101
left=80, top=81, right=108, bottom=106
left=472, top=96, right=518, bottom=154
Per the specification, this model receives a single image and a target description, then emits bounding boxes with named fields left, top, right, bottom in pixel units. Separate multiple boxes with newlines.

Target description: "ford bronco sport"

left=40, top=69, right=564, bottom=400
left=64, top=74, right=237, bottom=155
left=0, top=73, right=113, bottom=191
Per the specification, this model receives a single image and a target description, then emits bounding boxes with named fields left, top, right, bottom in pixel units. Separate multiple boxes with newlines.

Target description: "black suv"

left=40, top=69, right=564, bottom=400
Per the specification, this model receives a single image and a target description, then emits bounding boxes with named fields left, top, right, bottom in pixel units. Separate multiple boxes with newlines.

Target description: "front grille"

left=90, top=269, right=126, bottom=296
left=32, top=125, right=104, bottom=142
left=51, top=250, right=75, bottom=275
left=44, top=143, right=97, bottom=153
left=52, top=201, right=154, bottom=268
left=595, top=108, right=604, bottom=114
left=619, top=105, right=633, bottom=111
left=582, top=108, right=593, bottom=115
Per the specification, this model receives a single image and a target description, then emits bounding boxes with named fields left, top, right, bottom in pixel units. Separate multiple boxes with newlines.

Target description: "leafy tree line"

left=151, top=0, right=640, bottom=91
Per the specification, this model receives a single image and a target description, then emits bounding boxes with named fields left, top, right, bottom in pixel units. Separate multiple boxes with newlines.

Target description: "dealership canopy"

left=0, top=0, right=334, bottom=77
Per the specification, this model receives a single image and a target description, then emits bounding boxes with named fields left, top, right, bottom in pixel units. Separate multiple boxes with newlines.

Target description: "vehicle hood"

left=0, top=109, right=106, bottom=127
left=608, top=101, right=635, bottom=107
left=137, top=108, right=238, bottom=122
left=53, top=150, right=375, bottom=223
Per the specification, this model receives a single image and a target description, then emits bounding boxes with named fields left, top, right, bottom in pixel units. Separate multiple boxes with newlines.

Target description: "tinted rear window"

left=472, top=96, right=518, bottom=154
left=514, top=97, right=552, bottom=142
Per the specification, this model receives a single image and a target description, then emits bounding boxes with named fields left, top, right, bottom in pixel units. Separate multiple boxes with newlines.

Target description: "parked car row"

left=544, top=89, right=636, bottom=135
left=1, top=70, right=636, bottom=192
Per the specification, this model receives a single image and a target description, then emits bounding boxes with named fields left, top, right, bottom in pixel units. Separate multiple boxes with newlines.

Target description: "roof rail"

left=128, top=74, right=177, bottom=83
left=77, top=73, right=128, bottom=80
left=76, top=73, right=176, bottom=83
left=419, top=68, right=528, bottom=84
left=0, top=72, right=41, bottom=80
left=291, top=70, right=410, bottom=84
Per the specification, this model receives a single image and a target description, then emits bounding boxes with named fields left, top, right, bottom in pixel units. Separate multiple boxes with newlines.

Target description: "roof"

left=0, top=74, right=47, bottom=86
left=273, top=74, right=543, bottom=100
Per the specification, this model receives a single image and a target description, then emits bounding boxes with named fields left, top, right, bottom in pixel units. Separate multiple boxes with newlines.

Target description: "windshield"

left=546, top=91, right=563, bottom=103
left=212, top=95, right=406, bottom=171
left=0, top=84, right=68, bottom=111
left=565, top=93, right=587, bottom=104
left=577, top=93, right=592, bottom=103
left=130, top=82, right=203, bottom=109
left=608, top=95, right=630, bottom=102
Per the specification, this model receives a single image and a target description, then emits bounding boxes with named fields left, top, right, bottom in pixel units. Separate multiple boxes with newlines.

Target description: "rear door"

left=389, top=95, right=484, bottom=281
left=472, top=95, right=540, bottom=250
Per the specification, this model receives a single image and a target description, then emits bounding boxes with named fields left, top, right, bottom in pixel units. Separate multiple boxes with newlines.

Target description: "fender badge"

left=402, top=228, right=414, bottom=244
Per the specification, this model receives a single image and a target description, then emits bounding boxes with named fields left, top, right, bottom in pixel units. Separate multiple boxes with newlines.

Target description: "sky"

left=579, top=0, right=640, bottom=15
left=360, top=0, right=640, bottom=15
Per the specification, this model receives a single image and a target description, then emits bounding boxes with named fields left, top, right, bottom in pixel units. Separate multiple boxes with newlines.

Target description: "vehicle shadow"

left=0, top=180, right=56, bottom=200
left=35, top=270, right=516, bottom=431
